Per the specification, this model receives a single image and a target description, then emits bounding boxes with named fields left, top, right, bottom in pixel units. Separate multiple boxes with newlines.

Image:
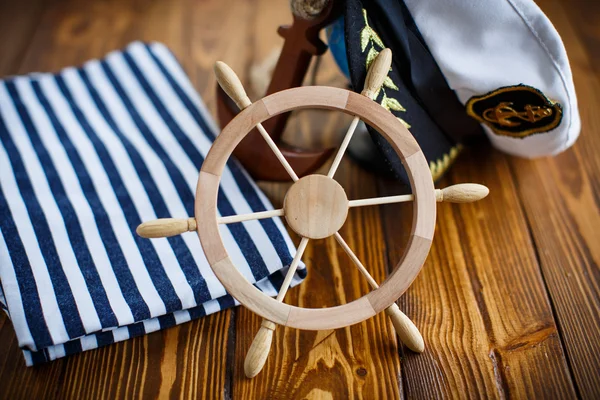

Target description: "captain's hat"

left=328, top=0, right=579, bottom=180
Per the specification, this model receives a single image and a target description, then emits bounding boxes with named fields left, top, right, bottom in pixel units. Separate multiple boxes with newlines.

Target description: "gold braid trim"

left=429, top=145, right=463, bottom=181
left=361, top=9, right=461, bottom=181
left=360, top=9, right=410, bottom=128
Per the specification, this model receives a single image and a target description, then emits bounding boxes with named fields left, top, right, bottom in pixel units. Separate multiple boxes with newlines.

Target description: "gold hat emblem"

left=483, top=102, right=553, bottom=127
left=466, top=85, right=562, bottom=138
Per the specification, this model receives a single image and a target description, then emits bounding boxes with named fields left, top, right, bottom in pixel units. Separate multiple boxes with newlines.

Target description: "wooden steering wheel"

left=137, top=49, right=489, bottom=378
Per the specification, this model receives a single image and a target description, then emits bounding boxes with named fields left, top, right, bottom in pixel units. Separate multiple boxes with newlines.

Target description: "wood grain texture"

left=283, top=174, right=349, bottom=239
left=360, top=48, right=392, bottom=99
left=235, top=160, right=403, bottom=399
left=512, top=0, right=600, bottom=397
left=200, top=85, right=436, bottom=330
left=0, top=0, right=598, bottom=398
left=379, top=147, right=576, bottom=399
left=558, top=0, right=600, bottom=82
left=214, top=61, right=253, bottom=110
left=332, top=232, right=425, bottom=352
left=0, top=0, right=46, bottom=77
left=136, top=217, right=197, bottom=238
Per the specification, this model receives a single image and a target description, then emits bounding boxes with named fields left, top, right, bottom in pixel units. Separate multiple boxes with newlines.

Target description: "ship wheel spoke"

left=333, top=231, right=425, bottom=353
left=255, top=123, right=299, bottom=181
left=348, top=184, right=491, bottom=209
left=348, top=194, right=415, bottom=208
left=243, top=236, right=309, bottom=378
left=333, top=232, right=379, bottom=289
left=327, top=116, right=361, bottom=179
left=217, top=209, right=284, bottom=224
left=275, top=237, right=309, bottom=301
left=213, top=61, right=299, bottom=182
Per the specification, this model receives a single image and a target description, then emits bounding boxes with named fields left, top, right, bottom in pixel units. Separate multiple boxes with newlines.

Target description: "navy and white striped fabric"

left=0, top=42, right=305, bottom=366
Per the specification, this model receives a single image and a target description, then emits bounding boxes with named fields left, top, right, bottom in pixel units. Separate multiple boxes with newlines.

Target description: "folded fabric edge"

left=0, top=39, right=308, bottom=366
left=20, top=266, right=307, bottom=366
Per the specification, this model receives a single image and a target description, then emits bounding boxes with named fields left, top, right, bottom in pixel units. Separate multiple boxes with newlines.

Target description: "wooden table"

left=0, top=0, right=598, bottom=398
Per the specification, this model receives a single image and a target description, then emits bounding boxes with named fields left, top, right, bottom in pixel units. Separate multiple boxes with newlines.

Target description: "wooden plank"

left=236, top=159, right=402, bottom=399
left=0, top=0, right=46, bottom=78
left=53, top=311, right=233, bottom=399
left=0, top=313, right=66, bottom=400
left=558, top=0, right=600, bottom=81
left=379, top=146, right=576, bottom=398
left=184, top=0, right=258, bottom=110
left=508, top=0, right=600, bottom=397
left=17, top=0, right=136, bottom=74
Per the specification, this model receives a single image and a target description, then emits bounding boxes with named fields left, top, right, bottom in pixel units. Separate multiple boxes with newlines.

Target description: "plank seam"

left=449, top=192, right=510, bottom=398
left=224, top=309, right=236, bottom=400
left=506, top=159, right=581, bottom=398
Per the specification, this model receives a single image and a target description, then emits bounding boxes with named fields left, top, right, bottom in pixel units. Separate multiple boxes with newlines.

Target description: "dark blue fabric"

left=95, top=331, right=115, bottom=348
left=0, top=185, right=53, bottom=349
left=127, top=322, right=146, bottom=337
left=121, top=51, right=271, bottom=280
left=2, top=82, right=86, bottom=340
left=54, top=75, right=183, bottom=315
left=157, top=314, right=176, bottom=330
left=63, top=339, right=83, bottom=357
left=91, top=63, right=211, bottom=305
left=30, top=80, right=119, bottom=329
left=51, top=75, right=153, bottom=321
left=145, top=45, right=294, bottom=269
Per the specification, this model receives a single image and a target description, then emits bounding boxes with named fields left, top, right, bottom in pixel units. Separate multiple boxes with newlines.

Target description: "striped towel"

left=0, top=41, right=305, bottom=366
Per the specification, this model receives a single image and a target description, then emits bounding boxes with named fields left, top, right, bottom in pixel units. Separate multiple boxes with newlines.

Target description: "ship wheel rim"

left=195, top=86, right=436, bottom=330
